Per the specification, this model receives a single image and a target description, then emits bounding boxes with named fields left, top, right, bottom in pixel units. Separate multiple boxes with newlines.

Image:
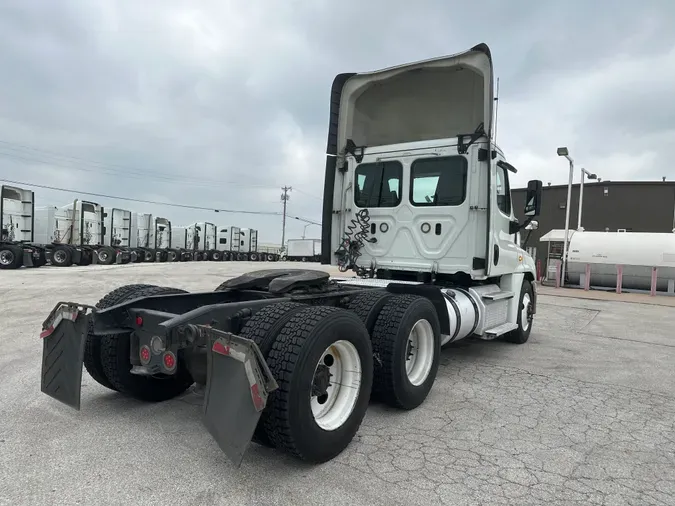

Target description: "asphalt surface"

left=1, top=262, right=674, bottom=506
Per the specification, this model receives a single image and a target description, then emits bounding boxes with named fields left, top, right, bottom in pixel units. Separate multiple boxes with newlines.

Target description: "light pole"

left=302, top=223, right=310, bottom=239
left=577, top=168, right=598, bottom=230
left=557, top=147, right=574, bottom=287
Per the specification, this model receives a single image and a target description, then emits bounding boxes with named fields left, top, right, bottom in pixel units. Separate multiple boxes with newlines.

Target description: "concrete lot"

left=1, top=262, right=674, bottom=506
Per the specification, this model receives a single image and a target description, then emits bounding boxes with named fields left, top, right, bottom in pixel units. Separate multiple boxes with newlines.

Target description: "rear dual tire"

left=0, top=245, right=23, bottom=269
left=349, top=292, right=441, bottom=410
left=261, top=306, right=373, bottom=463
left=84, top=284, right=194, bottom=401
left=238, top=302, right=373, bottom=462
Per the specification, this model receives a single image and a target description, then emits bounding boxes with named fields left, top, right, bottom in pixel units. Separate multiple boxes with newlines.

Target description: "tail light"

left=139, top=345, right=151, bottom=365
left=163, top=351, right=176, bottom=372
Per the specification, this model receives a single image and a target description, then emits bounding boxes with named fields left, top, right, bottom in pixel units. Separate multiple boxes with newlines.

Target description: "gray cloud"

left=0, top=0, right=674, bottom=244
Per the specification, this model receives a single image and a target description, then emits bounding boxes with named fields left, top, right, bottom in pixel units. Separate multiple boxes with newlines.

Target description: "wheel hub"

left=404, top=319, right=435, bottom=387
left=309, top=341, right=362, bottom=431
left=311, top=363, right=332, bottom=399
left=0, top=250, right=14, bottom=265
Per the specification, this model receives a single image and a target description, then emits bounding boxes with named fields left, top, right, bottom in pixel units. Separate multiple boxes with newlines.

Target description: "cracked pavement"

left=1, top=262, right=674, bottom=505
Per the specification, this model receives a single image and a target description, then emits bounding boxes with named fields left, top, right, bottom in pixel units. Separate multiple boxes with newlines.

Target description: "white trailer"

left=33, top=199, right=131, bottom=266
left=239, top=228, right=260, bottom=261
left=285, top=238, right=321, bottom=262
left=257, top=243, right=281, bottom=262
left=216, top=226, right=241, bottom=261
left=0, top=185, right=46, bottom=269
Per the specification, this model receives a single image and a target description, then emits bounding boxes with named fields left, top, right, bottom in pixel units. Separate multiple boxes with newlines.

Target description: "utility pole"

left=280, top=186, right=292, bottom=252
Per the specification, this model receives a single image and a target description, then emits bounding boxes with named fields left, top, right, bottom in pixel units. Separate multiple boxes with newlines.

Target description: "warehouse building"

left=512, top=180, right=675, bottom=264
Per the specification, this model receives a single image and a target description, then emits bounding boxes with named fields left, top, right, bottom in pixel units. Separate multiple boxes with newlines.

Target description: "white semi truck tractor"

left=38, top=43, right=542, bottom=467
left=0, top=185, right=46, bottom=269
left=216, top=226, right=241, bottom=261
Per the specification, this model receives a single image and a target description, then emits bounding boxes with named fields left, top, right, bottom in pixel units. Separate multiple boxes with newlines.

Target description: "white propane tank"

left=566, top=230, right=675, bottom=291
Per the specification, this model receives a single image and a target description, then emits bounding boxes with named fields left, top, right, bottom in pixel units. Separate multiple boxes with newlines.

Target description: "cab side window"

left=496, top=165, right=511, bottom=215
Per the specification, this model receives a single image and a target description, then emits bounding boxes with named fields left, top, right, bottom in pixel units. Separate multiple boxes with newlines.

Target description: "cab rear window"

left=354, top=161, right=402, bottom=208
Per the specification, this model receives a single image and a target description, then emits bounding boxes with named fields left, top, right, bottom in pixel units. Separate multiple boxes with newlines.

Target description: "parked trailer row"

left=0, top=185, right=280, bottom=269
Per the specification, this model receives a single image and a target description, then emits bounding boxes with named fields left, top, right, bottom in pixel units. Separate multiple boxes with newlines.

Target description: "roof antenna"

left=493, top=77, right=500, bottom=145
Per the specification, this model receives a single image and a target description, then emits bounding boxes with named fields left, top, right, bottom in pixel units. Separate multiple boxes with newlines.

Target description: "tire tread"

left=99, top=286, right=194, bottom=401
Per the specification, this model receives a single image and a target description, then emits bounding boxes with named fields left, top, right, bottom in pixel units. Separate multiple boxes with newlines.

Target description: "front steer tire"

left=370, top=294, right=441, bottom=410
left=503, top=279, right=534, bottom=344
left=262, top=306, right=374, bottom=463
left=98, top=285, right=194, bottom=401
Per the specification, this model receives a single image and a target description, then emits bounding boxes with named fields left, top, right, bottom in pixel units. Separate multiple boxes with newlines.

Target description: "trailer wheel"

left=84, top=283, right=156, bottom=390
left=99, top=286, right=194, bottom=401
left=346, top=290, right=395, bottom=335
left=238, top=301, right=309, bottom=447
left=51, top=245, right=73, bottom=267
left=96, top=246, right=116, bottom=265
left=370, top=294, right=441, bottom=410
left=503, top=280, right=534, bottom=345
left=0, top=245, right=23, bottom=269
left=262, top=306, right=373, bottom=463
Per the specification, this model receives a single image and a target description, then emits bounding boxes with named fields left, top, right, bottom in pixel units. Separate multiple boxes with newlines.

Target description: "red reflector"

left=135, top=316, right=143, bottom=326
left=212, top=340, right=230, bottom=356
left=250, top=383, right=265, bottom=412
left=163, top=351, right=176, bottom=370
left=39, top=326, right=55, bottom=339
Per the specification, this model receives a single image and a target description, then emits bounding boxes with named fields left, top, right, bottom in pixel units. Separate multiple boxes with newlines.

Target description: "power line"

left=0, top=138, right=324, bottom=198
left=0, top=178, right=281, bottom=216
left=289, top=186, right=321, bottom=201
left=0, top=149, right=278, bottom=190
left=0, top=177, right=322, bottom=225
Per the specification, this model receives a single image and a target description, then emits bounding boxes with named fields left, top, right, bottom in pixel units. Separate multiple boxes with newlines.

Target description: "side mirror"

left=524, top=180, right=543, bottom=217
left=525, top=220, right=539, bottom=230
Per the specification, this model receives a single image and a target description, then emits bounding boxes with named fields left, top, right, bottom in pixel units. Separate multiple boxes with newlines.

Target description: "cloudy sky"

left=0, top=0, right=673, bottom=245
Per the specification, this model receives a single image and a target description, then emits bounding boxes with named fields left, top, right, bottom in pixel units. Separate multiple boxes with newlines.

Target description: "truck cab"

left=321, top=44, right=542, bottom=284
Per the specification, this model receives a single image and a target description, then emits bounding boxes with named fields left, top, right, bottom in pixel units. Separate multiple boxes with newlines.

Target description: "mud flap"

left=22, top=248, right=34, bottom=267
left=201, top=327, right=278, bottom=466
left=39, top=303, right=93, bottom=410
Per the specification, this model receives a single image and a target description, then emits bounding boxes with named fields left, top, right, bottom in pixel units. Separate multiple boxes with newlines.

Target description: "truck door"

left=486, top=159, right=520, bottom=276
